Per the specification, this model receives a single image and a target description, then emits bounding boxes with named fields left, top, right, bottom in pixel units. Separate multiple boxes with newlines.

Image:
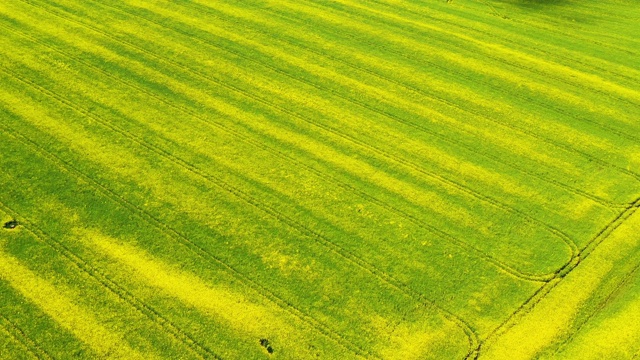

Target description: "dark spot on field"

left=259, top=338, right=274, bottom=354
left=3, top=220, right=19, bottom=230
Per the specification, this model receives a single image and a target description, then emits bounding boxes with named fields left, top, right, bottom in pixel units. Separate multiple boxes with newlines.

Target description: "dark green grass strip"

left=0, top=103, right=479, bottom=357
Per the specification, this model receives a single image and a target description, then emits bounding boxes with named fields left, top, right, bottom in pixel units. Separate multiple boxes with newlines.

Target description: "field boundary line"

left=0, top=312, right=52, bottom=360
left=579, top=200, right=640, bottom=257
left=473, top=197, right=640, bottom=359
left=139, top=0, right=629, bottom=210
left=0, top=197, right=221, bottom=360
left=22, top=0, right=581, bottom=263
left=551, top=253, right=640, bottom=356
left=0, top=113, right=375, bottom=359
left=0, top=21, right=557, bottom=283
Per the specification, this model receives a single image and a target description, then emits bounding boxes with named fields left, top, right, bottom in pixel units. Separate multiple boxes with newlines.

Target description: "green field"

left=0, top=0, right=639, bottom=358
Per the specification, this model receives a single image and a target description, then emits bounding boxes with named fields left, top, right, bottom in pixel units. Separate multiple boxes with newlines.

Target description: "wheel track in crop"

left=13, top=0, right=582, bottom=265
left=267, top=0, right=640, bottom=145
left=551, top=254, right=640, bottom=356
left=82, top=0, right=640, bottom=193
left=305, top=0, right=640, bottom=110
left=0, top=198, right=220, bottom=360
left=105, top=0, right=631, bottom=210
left=0, top=64, right=479, bottom=358
left=0, top=20, right=567, bottom=283
left=113, top=2, right=640, bottom=358
left=366, top=0, right=640, bottom=85
left=0, top=105, right=378, bottom=359
left=0, top=48, right=576, bottom=285
left=7, top=1, right=624, bottom=354
left=0, top=312, right=52, bottom=360
left=17, top=0, right=593, bottom=231
left=1, top=2, right=636, bottom=358
left=472, top=197, right=640, bottom=359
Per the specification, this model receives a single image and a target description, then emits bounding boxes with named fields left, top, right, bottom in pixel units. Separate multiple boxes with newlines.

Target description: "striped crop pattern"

left=0, top=0, right=639, bottom=359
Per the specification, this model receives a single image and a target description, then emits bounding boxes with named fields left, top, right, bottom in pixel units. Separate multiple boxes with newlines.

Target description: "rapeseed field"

left=0, top=0, right=639, bottom=359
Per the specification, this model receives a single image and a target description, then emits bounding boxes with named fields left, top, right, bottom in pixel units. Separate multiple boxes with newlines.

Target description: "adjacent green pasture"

left=0, top=0, right=638, bottom=358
